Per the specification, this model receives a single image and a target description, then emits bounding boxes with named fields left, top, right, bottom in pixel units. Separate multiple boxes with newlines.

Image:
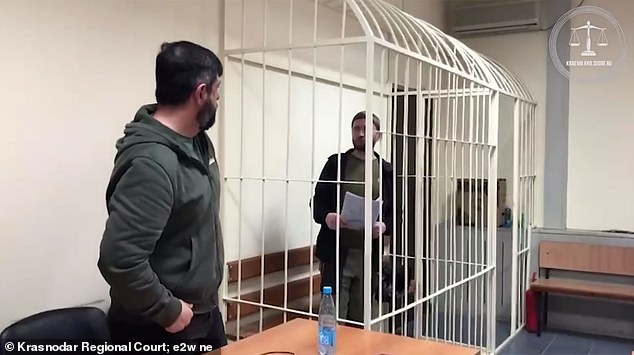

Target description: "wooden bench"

left=530, top=240, right=634, bottom=336
left=224, top=246, right=321, bottom=341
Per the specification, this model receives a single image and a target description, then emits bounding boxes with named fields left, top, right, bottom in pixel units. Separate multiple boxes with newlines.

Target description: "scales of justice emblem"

left=550, top=5, right=626, bottom=79
left=570, top=20, right=609, bottom=56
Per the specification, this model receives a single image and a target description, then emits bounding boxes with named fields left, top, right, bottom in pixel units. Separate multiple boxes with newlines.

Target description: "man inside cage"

left=312, top=111, right=394, bottom=324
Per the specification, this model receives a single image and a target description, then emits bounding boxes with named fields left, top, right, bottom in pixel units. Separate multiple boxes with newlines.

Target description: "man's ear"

left=375, top=131, right=383, bottom=142
left=194, top=83, right=208, bottom=103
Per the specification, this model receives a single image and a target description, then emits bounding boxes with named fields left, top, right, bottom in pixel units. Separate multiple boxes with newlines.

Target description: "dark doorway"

left=389, top=86, right=434, bottom=336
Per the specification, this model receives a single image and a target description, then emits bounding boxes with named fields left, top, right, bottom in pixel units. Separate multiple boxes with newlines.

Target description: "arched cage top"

left=345, top=0, right=535, bottom=102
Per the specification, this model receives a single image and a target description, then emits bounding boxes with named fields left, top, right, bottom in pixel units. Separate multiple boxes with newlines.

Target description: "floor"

left=498, top=328, right=634, bottom=355
left=392, top=313, right=632, bottom=354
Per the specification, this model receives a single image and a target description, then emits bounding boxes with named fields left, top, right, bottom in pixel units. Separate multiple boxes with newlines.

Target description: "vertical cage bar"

left=332, top=0, right=343, bottom=324
left=235, top=0, right=247, bottom=338
left=336, top=3, right=348, bottom=314
left=467, top=82, right=474, bottom=346
left=424, top=65, right=433, bottom=340
left=449, top=75, right=462, bottom=342
left=520, top=101, right=525, bottom=234
left=525, top=104, right=536, bottom=307
left=478, top=94, right=485, bottom=349
left=529, top=104, right=537, bottom=224
left=487, top=92, right=499, bottom=353
left=363, top=36, right=376, bottom=331
left=218, top=0, right=228, bottom=326
left=402, top=56, right=411, bottom=338
left=308, top=0, right=318, bottom=318
left=517, top=101, right=528, bottom=328
left=258, top=0, right=269, bottom=332
left=383, top=56, right=394, bottom=324
left=377, top=45, right=387, bottom=334
left=282, top=0, right=294, bottom=325
left=511, top=99, right=520, bottom=332
left=391, top=53, right=399, bottom=335
left=474, top=86, right=482, bottom=347
left=459, top=80, right=467, bottom=345
left=443, top=71, right=450, bottom=343
left=414, top=59, right=424, bottom=340
left=516, top=100, right=522, bottom=330
left=433, top=65, right=441, bottom=340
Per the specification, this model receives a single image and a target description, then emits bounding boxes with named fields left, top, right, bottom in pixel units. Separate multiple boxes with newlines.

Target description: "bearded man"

left=98, top=41, right=226, bottom=352
left=312, top=111, right=394, bottom=324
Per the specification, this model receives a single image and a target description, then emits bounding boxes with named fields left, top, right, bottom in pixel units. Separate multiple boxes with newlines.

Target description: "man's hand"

left=165, top=300, right=193, bottom=333
left=373, top=222, right=386, bottom=238
left=325, top=213, right=349, bottom=230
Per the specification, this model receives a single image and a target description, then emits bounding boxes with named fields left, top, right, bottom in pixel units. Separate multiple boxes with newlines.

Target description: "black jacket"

left=312, top=149, right=394, bottom=273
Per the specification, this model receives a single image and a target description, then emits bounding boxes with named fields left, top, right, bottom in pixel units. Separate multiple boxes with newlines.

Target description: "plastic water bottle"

left=318, top=286, right=336, bottom=355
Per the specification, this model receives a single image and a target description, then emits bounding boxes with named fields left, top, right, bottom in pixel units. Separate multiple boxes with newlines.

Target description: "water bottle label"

left=319, top=327, right=335, bottom=347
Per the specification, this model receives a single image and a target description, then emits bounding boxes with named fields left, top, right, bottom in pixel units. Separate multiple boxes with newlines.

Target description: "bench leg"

left=536, top=291, right=541, bottom=337
left=544, top=292, right=548, bottom=326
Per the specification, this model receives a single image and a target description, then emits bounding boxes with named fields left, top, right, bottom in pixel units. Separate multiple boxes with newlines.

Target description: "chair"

left=0, top=306, right=110, bottom=346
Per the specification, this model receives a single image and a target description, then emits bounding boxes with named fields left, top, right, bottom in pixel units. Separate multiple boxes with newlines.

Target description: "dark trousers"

left=107, top=306, right=227, bottom=355
left=319, top=254, right=378, bottom=327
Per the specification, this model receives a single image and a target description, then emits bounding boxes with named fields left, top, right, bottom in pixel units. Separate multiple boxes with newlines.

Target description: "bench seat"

left=531, top=277, right=634, bottom=302
left=531, top=240, right=634, bottom=337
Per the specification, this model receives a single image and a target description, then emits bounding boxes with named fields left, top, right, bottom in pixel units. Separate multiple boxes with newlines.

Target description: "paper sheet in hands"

left=341, top=191, right=382, bottom=230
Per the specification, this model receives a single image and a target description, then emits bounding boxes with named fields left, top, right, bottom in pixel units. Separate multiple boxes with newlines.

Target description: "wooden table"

left=207, top=318, right=480, bottom=355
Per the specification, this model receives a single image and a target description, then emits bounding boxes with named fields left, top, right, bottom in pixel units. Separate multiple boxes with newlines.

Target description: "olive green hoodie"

left=98, top=104, right=224, bottom=328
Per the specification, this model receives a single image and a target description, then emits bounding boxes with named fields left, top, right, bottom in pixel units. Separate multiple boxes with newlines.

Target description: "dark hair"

left=351, top=111, right=381, bottom=130
left=155, top=41, right=223, bottom=106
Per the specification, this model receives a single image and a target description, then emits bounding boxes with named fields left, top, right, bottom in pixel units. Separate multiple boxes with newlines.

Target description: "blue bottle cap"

left=323, top=286, right=332, bottom=295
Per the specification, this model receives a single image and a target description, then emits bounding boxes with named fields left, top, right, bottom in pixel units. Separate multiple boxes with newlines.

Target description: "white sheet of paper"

left=341, top=191, right=382, bottom=230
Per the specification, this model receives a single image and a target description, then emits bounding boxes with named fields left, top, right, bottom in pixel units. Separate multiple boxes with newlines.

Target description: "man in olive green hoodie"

left=98, top=41, right=226, bottom=351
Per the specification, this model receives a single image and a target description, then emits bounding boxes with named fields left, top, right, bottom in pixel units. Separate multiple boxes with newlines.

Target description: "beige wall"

left=402, top=0, right=446, bottom=31
left=0, top=0, right=221, bottom=329
left=567, top=0, right=634, bottom=231
left=384, top=0, right=445, bottom=30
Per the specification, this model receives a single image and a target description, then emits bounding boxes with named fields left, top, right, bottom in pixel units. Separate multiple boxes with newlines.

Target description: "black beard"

left=197, top=103, right=216, bottom=131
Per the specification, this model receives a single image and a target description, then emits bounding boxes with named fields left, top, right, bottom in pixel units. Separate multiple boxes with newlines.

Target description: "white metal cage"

left=219, top=0, right=537, bottom=353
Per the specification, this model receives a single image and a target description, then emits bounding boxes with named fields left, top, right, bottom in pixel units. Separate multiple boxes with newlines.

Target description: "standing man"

left=98, top=41, right=226, bottom=351
left=312, top=111, right=394, bottom=324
